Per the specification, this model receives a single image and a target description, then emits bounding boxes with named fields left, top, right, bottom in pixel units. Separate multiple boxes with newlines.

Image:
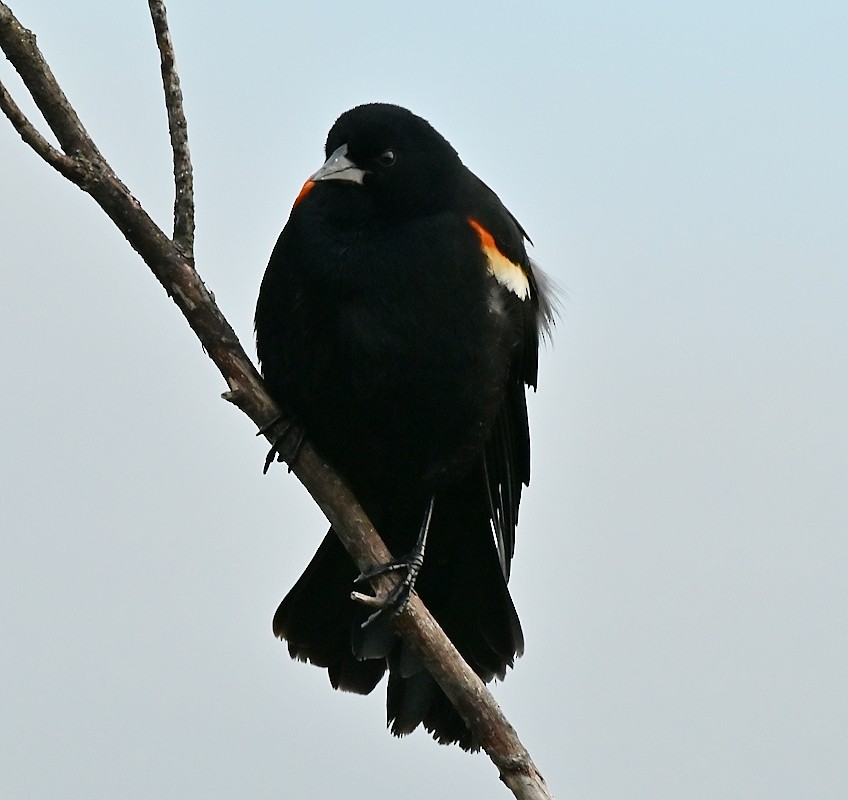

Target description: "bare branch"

left=0, top=1, right=102, bottom=160
left=148, top=0, right=194, bottom=256
left=395, top=600, right=554, bottom=798
left=0, top=3, right=554, bottom=798
left=0, top=77, right=77, bottom=177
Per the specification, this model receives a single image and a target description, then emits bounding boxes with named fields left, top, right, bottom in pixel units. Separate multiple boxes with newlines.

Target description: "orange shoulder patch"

left=468, top=218, right=530, bottom=300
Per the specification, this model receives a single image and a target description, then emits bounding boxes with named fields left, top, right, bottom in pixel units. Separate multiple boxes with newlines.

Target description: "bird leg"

left=353, top=496, right=435, bottom=626
left=257, top=414, right=306, bottom=474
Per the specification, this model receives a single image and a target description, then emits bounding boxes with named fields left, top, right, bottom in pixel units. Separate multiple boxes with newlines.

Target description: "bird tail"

left=382, top=472, right=524, bottom=750
left=272, top=471, right=523, bottom=751
left=272, top=530, right=387, bottom=694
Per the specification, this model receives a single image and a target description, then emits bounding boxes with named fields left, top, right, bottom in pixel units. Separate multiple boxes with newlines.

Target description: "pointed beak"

left=309, top=143, right=367, bottom=185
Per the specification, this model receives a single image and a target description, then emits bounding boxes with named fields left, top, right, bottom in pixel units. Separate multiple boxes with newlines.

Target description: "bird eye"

left=377, top=149, right=396, bottom=167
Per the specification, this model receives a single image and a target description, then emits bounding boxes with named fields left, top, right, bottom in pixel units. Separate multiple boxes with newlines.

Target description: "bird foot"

left=353, top=559, right=421, bottom=625
left=258, top=414, right=306, bottom=474
left=352, top=497, right=435, bottom=627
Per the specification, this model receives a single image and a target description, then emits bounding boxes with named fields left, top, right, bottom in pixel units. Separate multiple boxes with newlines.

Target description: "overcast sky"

left=2, top=2, right=847, bottom=798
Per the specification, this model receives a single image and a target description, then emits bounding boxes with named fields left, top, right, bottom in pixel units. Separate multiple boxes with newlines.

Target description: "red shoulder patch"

left=468, top=218, right=530, bottom=300
left=292, top=179, right=315, bottom=210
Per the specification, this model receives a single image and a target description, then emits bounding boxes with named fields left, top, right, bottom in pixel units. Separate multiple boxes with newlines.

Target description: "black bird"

left=255, top=103, right=553, bottom=750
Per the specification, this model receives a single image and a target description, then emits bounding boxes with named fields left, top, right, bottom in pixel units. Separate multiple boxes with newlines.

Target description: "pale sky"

left=2, top=2, right=847, bottom=798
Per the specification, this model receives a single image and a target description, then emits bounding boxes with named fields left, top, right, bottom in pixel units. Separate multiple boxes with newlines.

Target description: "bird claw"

left=353, top=561, right=420, bottom=626
left=352, top=497, right=435, bottom=627
left=258, top=415, right=305, bottom=474
left=353, top=574, right=418, bottom=628
left=354, top=560, right=409, bottom=583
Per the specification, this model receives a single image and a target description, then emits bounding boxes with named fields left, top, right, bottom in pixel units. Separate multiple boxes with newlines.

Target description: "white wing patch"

left=469, top=219, right=530, bottom=300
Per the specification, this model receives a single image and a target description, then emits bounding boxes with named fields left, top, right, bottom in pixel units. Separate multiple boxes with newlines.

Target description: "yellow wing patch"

left=468, top=218, right=530, bottom=300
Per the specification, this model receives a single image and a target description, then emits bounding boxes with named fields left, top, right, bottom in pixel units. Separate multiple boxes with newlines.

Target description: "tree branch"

left=148, top=0, right=194, bottom=255
left=0, top=78, right=77, bottom=177
left=0, top=3, right=553, bottom=798
left=0, top=2, right=102, bottom=159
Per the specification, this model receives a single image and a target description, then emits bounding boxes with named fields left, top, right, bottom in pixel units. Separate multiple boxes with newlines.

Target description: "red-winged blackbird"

left=255, top=103, right=553, bottom=750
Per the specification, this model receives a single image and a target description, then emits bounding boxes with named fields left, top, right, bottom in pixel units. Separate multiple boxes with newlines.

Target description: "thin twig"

left=147, top=0, right=194, bottom=256
left=0, top=4, right=554, bottom=798
left=0, top=78, right=77, bottom=178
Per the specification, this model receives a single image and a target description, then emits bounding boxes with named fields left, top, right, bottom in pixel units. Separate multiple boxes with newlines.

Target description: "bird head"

left=302, top=103, right=464, bottom=220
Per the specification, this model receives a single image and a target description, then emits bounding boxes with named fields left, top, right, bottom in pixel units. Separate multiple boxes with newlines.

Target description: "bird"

left=255, top=102, right=554, bottom=751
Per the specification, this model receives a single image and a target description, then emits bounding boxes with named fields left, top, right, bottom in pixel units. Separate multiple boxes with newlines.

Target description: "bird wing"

left=483, top=378, right=531, bottom=580
left=466, top=175, right=554, bottom=580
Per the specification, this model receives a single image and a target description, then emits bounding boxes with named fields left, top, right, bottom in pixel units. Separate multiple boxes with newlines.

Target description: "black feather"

left=256, top=103, right=552, bottom=749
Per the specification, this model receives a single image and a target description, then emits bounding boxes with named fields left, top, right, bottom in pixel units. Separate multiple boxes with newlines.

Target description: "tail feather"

left=273, top=466, right=523, bottom=749
left=387, top=668, right=436, bottom=735
left=273, top=530, right=385, bottom=694
left=386, top=654, right=479, bottom=750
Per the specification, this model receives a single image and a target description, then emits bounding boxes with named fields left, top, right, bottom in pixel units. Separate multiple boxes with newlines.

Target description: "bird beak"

left=310, top=144, right=367, bottom=185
